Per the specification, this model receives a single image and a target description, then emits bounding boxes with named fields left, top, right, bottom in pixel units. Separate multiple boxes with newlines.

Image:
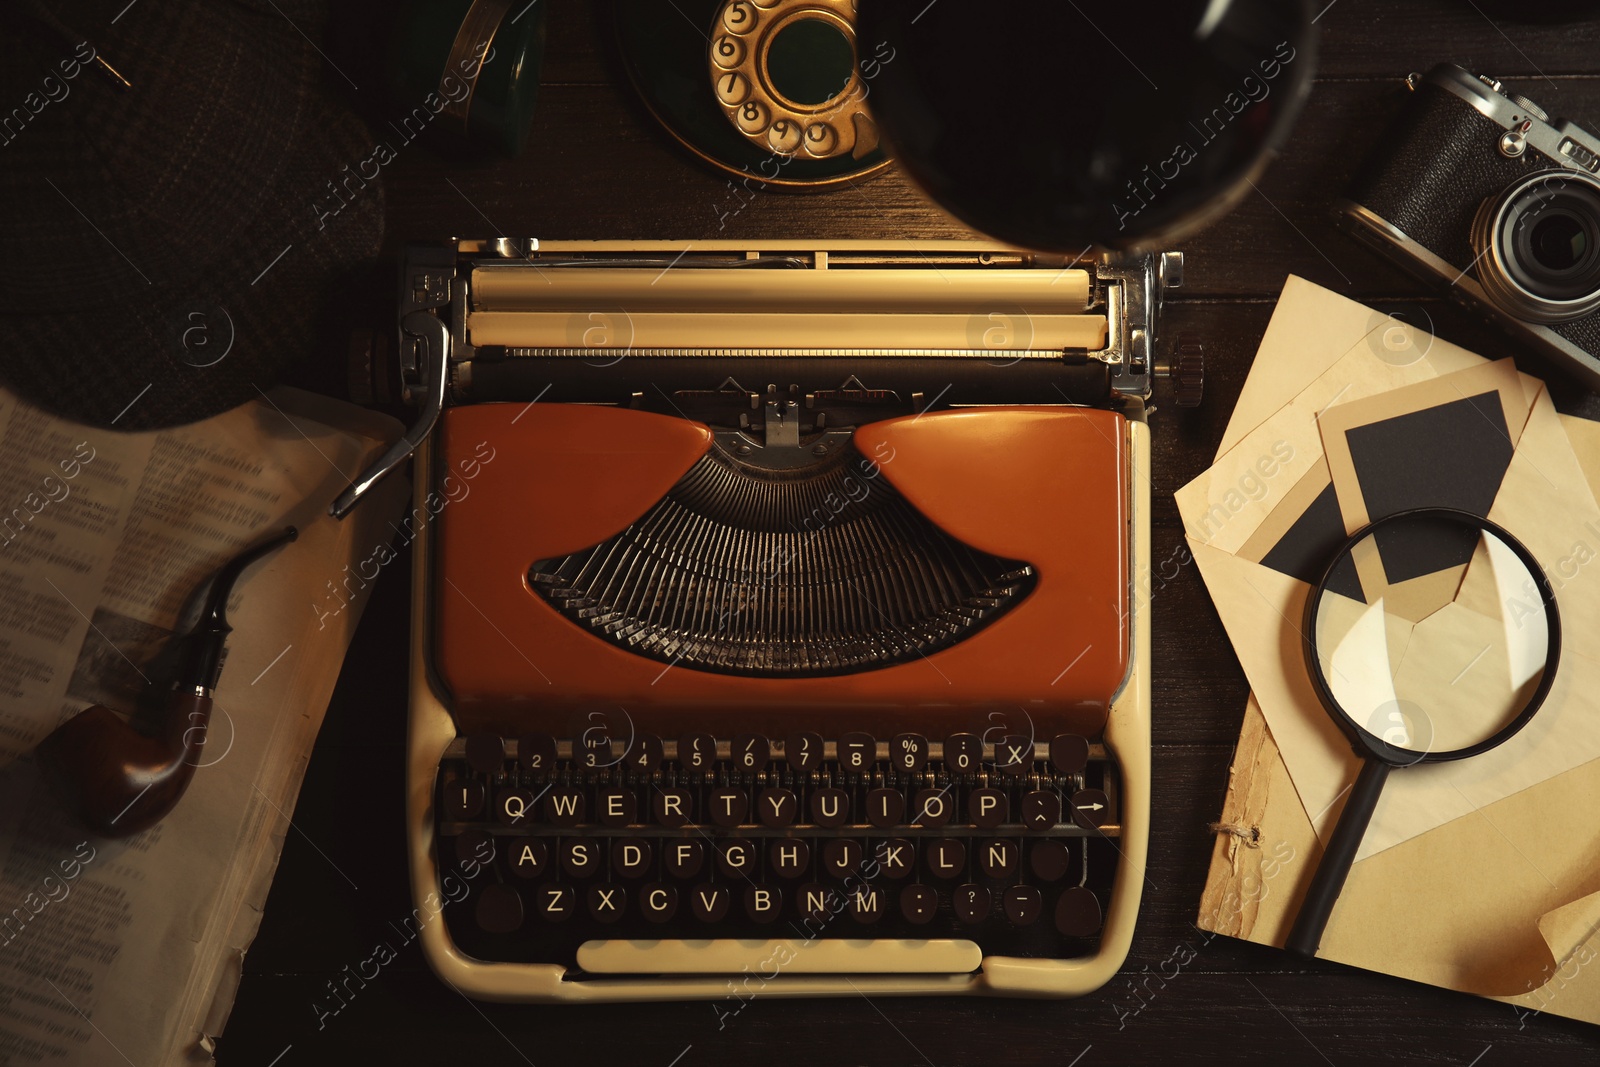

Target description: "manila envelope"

left=1215, top=275, right=1490, bottom=455
left=1196, top=276, right=1600, bottom=1024
left=1181, top=278, right=1491, bottom=555
left=1188, top=372, right=1600, bottom=861
left=1201, top=693, right=1600, bottom=1023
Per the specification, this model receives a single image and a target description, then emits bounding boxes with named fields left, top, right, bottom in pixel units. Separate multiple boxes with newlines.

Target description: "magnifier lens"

left=1310, top=517, right=1550, bottom=762
left=1289, top=509, right=1560, bottom=961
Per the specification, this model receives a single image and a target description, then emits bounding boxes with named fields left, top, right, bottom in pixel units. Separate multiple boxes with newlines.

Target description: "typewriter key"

left=785, top=731, right=823, bottom=773
left=911, top=787, right=954, bottom=828
left=799, top=883, right=832, bottom=923
left=679, top=733, right=716, bottom=773
left=560, top=838, right=601, bottom=879
left=838, top=732, right=875, bottom=773
left=665, top=840, right=705, bottom=879
left=1022, top=790, right=1062, bottom=831
left=452, top=829, right=492, bottom=869
left=626, top=733, right=663, bottom=773
left=496, top=788, right=535, bottom=825
left=443, top=780, right=485, bottom=821
left=866, top=787, right=904, bottom=828
left=927, top=839, right=965, bottom=879
left=758, top=787, right=797, bottom=828
left=744, top=885, right=782, bottom=923
left=517, top=733, right=556, bottom=775
left=822, top=839, right=862, bottom=878
left=874, top=839, right=914, bottom=879
left=1028, top=840, right=1071, bottom=883
left=464, top=733, right=505, bottom=774
left=1049, top=734, right=1090, bottom=776
left=954, top=885, right=991, bottom=924
left=578, top=731, right=613, bottom=769
left=587, top=884, right=626, bottom=924
left=979, top=840, right=1018, bottom=880
left=612, top=838, right=652, bottom=878
left=1055, top=886, right=1103, bottom=937
left=968, top=787, right=1008, bottom=829
left=900, top=884, right=938, bottom=924
left=709, top=787, right=749, bottom=827
left=475, top=884, right=524, bottom=933
left=509, top=840, right=549, bottom=880
left=691, top=884, right=731, bottom=923
left=652, top=788, right=693, bottom=828
left=544, top=787, right=585, bottom=827
left=995, top=735, right=1033, bottom=777
left=850, top=886, right=884, bottom=924
left=641, top=883, right=679, bottom=922
left=717, top=839, right=757, bottom=878
left=1069, top=788, right=1110, bottom=830
left=769, top=839, right=809, bottom=878
left=943, top=733, right=982, bottom=774
left=596, top=788, right=637, bottom=828
left=891, top=733, right=928, bottom=774
left=536, top=885, right=575, bottom=922
left=1003, top=886, right=1043, bottom=926
left=732, top=734, right=770, bottom=775
left=809, top=786, right=849, bottom=828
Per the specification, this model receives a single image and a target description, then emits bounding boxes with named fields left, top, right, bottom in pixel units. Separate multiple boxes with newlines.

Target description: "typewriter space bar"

left=577, top=939, right=983, bottom=975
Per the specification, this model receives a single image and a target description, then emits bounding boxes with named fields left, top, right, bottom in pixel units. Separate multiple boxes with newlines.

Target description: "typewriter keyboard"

left=434, top=732, right=1121, bottom=971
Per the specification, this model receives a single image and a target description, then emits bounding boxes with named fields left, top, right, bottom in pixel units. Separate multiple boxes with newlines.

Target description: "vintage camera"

left=1342, top=63, right=1600, bottom=388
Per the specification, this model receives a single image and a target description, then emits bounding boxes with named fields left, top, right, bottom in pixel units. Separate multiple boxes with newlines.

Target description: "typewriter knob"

left=346, top=329, right=395, bottom=407
left=1158, top=334, right=1205, bottom=409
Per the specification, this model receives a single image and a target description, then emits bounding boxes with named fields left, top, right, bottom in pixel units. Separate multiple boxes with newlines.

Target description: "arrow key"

left=1070, top=788, right=1110, bottom=829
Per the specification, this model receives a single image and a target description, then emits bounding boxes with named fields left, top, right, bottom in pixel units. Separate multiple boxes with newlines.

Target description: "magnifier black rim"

left=1301, top=506, right=1562, bottom=766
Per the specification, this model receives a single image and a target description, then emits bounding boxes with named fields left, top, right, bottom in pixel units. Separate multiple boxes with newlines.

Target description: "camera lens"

left=1513, top=196, right=1600, bottom=300
left=1531, top=214, right=1586, bottom=270
left=1472, top=170, right=1600, bottom=322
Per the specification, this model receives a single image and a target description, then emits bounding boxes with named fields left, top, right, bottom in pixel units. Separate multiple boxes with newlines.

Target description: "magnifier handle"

left=1285, top=758, right=1391, bottom=959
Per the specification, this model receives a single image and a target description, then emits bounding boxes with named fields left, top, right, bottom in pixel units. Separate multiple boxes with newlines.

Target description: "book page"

left=0, top=388, right=404, bottom=1065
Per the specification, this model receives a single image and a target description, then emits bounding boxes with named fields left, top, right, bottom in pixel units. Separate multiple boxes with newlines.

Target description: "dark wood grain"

left=222, top=0, right=1600, bottom=1062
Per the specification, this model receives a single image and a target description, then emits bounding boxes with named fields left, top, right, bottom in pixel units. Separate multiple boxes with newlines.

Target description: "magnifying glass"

left=1285, top=507, right=1562, bottom=959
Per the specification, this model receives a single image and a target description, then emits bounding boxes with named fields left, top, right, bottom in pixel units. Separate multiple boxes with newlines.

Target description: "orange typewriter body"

left=387, top=239, right=1162, bottom=1003
left=434, top=402, right=1129, bottom=741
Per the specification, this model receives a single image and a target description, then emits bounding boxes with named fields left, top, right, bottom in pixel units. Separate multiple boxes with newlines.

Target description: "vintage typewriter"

left=335, top=238, right=1191, bottom=1001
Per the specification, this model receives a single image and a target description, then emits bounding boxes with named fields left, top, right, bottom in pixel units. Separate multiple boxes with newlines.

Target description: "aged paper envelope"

left=1197, top=278, right=1600, bottom=1026
left=1317, top=357, right=1533, bottom=532
left=1188, top=411, right=1600, bottom=858
left=1184, top=295, right=1600, bottom=859
left=1208, top=276, right=1487, bottom=478
left=1179, top=320, right=1488, bottom=558
left=1200, top=694, right=1600, bottom=1020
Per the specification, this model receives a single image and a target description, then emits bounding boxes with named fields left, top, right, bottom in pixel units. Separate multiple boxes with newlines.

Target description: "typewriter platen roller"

left=346, top=239, right=1180, bottom=1002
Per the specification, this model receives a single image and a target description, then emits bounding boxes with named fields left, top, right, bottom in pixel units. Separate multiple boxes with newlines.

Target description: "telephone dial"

left=616, top=0, right=892, bottom=187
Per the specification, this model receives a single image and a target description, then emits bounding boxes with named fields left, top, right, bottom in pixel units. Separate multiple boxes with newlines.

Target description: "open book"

left=0, top=387, right=405, bottom=1064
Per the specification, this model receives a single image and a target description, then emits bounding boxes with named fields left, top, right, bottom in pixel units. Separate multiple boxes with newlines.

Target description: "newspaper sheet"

left=0, top=387, right=404, bottom=1065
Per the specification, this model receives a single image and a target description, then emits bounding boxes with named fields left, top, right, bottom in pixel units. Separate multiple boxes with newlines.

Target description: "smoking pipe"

left=35, top=526, right=298, bottom=837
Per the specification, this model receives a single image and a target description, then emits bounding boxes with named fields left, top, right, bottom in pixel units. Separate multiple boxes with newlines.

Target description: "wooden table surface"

left=221, top=2, right=1600, bottom=1062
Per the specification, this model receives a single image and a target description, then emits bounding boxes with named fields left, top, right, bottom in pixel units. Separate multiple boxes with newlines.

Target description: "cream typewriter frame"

left=402, top=241, right=1153, bottom=1002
